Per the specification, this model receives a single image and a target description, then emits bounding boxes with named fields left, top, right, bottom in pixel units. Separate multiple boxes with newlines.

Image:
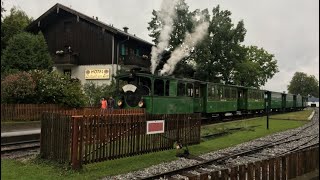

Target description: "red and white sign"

left=146, top=120, right=165, bottom=134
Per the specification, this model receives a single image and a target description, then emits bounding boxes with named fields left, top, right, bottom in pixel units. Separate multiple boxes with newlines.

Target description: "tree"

left=287, top=72, right=319, bottom=97
left=192, top=5, right=247, bottom=83
left=1, top=7, right=32, bottom=50
left=1, top=32, right=53, bottom=73
left=233, top=46, right=278, bottom=88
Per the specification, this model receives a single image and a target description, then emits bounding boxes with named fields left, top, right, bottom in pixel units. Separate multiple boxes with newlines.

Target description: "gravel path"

left=104, top=108, right=319, bottom=180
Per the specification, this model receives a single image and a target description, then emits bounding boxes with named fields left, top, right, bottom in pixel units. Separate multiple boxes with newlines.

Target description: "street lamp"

left=264, top=93, right=269, bottom=130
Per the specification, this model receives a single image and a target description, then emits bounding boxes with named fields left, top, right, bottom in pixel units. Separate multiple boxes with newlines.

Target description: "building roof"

left=26, top=3, right=154, bottom=46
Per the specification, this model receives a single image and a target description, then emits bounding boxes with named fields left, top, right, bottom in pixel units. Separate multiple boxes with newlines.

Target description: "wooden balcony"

left=53, top=53, right=78, bottom=65
left=120, top=55, right=150, bottom=68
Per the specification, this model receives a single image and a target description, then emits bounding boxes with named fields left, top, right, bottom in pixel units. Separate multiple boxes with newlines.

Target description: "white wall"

left=54, top=64, right=120, bottom=86
left=307, top=102, right=319, bottom=107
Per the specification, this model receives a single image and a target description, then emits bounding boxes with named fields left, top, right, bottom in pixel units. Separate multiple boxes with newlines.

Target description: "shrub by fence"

left=40, top=111, right=201, bottom=169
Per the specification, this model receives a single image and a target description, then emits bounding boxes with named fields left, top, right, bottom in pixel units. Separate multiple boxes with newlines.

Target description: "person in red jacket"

left=100, top=97, right=107, bottom=114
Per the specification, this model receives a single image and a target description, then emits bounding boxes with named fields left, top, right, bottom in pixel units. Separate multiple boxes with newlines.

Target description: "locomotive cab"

left=115, top=71, right=201, bottom=114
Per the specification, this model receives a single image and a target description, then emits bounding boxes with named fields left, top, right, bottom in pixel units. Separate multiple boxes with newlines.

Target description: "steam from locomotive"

left=150, top=0, right=210, bottom=76
left=160, top=21, right=209, bottom=75
left=150, top=0, right=179, bottom=74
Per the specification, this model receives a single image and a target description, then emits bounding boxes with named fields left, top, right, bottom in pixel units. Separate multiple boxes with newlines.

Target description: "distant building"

left=307, top=96, right=319, bottom=107
left=27, top=3, right=153, bottom=85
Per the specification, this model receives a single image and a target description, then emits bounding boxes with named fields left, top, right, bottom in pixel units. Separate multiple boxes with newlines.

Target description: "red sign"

left=146, top=120, right=165, bottom=134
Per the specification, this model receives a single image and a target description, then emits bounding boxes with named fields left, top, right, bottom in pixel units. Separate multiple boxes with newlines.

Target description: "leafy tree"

left=194, top=5, right=247, bottom=83
left=233, top=46, right=278, bottom=88
left=288, top=72, right=319, bottom=97
left=1, top=32, right=53, bottom=73
left=1, top=7, right=32, bottom=50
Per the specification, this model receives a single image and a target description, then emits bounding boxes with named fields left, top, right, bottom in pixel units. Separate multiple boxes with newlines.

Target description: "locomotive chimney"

left=123, top=26, right=129, bottom=33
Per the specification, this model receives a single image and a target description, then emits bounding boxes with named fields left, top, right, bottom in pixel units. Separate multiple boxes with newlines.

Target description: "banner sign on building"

left=85, top=69, right=110, bottom=79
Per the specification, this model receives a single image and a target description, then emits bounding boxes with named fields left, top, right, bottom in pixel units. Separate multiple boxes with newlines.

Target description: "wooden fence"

left=1, top=104, right=145, bottom=121
left=40, top=112, right=201, bottom=169
left=205, top=146, right=319, bottom=180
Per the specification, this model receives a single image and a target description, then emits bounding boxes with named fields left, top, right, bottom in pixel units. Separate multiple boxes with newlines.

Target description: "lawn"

left=1, top=109, right=313, bottom=180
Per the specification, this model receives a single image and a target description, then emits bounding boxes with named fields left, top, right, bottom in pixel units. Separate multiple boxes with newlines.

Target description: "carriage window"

left=224, top=87, right=230, bottom=99
left=187, top=83, right=193, bottom=97
left=138, top=77, right=151, bottom=96
left=220, top=87, right=224, bottom=99
left=231, top=89, right=237, bottom=99
left=208, top=85, right=214, bottom=97
left=195, top=85, right=200, bottom=97
left=165, top=80, right=170, bottom=96
left=154, top=79, right=164, bottom=96
left=177, top=82, right=185, bottom=96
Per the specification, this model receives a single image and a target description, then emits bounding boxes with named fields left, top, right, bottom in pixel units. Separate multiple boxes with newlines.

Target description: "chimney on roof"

left=123, top=26, right=129, bottom=33
left=96, top=16, right=98, bottom=21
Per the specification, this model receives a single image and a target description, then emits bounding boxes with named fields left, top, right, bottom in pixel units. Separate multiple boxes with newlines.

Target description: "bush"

left=83, top=81, right=117, bottom=107
left=30, top=70, right=85, bottom=107
left=1, top=71, right=36, bottom=103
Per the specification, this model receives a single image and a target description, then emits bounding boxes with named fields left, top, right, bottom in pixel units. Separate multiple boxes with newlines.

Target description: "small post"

left=265, top=93, right=269, bottom=130
left=71, top=115, right=83, bottom=170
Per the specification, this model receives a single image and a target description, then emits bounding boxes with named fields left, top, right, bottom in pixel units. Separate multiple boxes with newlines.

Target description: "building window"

left=64, top=21, right=72, bottom=33
left=121, top=44, right=126, bottom=55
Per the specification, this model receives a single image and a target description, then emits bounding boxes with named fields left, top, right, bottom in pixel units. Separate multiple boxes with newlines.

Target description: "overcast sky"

left=3, top=0, right=319, bottom=93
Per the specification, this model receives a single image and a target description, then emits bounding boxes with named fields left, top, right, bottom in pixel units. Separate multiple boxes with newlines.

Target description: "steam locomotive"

left=114, top=69, right=308, bottom=116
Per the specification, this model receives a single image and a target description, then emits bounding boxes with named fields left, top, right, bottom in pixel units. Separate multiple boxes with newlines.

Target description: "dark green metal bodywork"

left=296, top=95, right=303, bottom=108
left=115, top=72, right=304, bottom=115
left=285, top=94, right=295, bottom=109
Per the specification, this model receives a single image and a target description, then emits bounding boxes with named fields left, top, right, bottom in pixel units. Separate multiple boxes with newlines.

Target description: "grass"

left=269, top=109, right=313, bottom=120
left=1, top=110, right=313, bottom=180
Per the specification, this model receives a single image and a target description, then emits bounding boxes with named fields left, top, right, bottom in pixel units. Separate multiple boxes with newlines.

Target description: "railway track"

left=108, top=108, right=318, bottom=180
left=1, top=140, right=40, bottom=154
left=141, top=134, right=319, bottom=179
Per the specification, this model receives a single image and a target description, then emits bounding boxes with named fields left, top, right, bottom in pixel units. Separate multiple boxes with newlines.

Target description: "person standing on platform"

left=100, top=97, right=107, bottom=114
left=108, top=96, right=115, bottom=113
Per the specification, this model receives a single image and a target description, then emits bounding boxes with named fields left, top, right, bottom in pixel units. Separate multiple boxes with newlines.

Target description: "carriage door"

left=237, top=88, right=247, bottom=110
left=193, top=83, right=204, bottom=112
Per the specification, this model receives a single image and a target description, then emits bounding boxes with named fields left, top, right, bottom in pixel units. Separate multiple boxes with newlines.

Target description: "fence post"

left=71, top=115, right=83, bottom=170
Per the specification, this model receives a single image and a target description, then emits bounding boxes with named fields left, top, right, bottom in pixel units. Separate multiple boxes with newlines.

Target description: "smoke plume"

left=160, top=21, right=209, bottom=75
left=150, top=0, right=179, bottom=74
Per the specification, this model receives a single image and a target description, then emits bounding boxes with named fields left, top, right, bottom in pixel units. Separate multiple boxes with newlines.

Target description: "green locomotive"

left=114, top=71, right=307, bottom=115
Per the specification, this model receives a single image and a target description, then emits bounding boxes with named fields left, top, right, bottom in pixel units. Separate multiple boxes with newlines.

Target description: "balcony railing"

left=54, top=54, right=78, bottom=65
left=120, top=55, right=150, bottom=68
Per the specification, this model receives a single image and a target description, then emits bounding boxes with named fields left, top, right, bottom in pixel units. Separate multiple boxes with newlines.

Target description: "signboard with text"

left=146, top=120, right=165, bottom=134
left=85, top=69, right=110, bottom=79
